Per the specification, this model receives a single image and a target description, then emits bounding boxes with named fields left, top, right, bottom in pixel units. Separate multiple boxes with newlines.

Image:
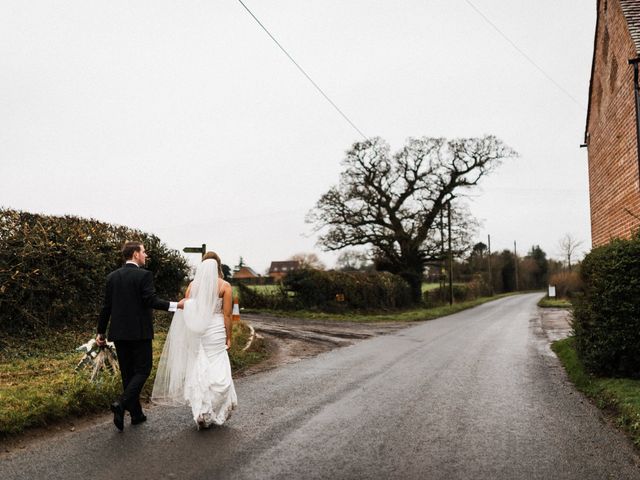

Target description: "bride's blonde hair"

left=202, top=251, right=224, bottom=278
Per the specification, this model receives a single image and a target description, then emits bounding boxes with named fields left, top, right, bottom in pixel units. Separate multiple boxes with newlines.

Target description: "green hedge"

left=237, top=283, right=290, bottom=310
left=573, top=235, right=640, bottom=377
left=0, top=208, right=189, bottom=334
left=239, top=269, right=412, bottom=311
left=423, top=281, right=482, bottom=306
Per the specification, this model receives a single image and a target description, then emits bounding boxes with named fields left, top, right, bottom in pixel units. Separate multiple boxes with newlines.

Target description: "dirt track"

left=237, top=313, right=410, bottom=376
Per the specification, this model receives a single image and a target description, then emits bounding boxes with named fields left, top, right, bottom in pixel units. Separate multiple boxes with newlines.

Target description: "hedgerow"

left=239, top=269, right=412, bottom=311
left=0, top=208, right=189, bottom=333
left=573, top=234, right=640, bottom=377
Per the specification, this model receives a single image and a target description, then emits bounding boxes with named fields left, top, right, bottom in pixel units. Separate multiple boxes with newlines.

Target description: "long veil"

left=151, top=258, right=220, bottom=406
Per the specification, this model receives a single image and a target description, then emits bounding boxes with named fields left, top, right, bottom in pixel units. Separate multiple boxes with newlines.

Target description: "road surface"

left=2, top=293, right=639, bottom=479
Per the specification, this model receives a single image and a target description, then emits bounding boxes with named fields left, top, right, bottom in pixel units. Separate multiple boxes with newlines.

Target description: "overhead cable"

left=236, top=0, right=369, bottom=141
left=464, top=0, right=585, bottom=110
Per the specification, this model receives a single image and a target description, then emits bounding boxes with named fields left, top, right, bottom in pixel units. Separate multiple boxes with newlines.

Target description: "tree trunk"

left=375, top=250, right=425, bottom=304
left=399, top=270, right=423, bottom=304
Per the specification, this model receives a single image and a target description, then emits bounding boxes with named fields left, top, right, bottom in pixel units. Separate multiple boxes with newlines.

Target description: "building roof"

left=620, top=0, right=640, bottom=54
left=232, top=266, right=260, bottom=278
left=268, top=260, right=302, bottom=273
left=585, top=0, right=640, bottom=143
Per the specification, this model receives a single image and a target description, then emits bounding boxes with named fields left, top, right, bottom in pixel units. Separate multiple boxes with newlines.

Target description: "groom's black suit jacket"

left=97, top=263, right=170, bottom=341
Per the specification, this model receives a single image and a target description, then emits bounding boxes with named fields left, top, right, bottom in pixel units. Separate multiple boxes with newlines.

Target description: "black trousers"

left=114, top=339, right=152, bottom=417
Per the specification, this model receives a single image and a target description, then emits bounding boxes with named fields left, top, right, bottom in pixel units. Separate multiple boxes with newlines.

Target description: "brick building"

left=585, top=0, right=640, bottom=246
left=268, top=260, right=302, bottom=282
left=232, top=266, right=260, bottom=280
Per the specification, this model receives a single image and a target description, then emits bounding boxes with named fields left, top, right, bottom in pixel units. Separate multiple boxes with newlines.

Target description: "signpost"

left=183, top=244, right=206, bottom=256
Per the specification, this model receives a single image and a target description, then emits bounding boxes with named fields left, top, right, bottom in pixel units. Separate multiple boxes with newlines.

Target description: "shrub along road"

left=2, top=293, right=640, bottom=479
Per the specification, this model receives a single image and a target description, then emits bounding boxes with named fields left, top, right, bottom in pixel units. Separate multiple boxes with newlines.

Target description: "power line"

left=236, top=0, right=369, bottom=141
left=463, top=0, right=585, bottom=110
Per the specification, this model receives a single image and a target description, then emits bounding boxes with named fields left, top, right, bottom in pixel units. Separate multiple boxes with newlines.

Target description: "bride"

left=152, top=252, right=237, bottom=429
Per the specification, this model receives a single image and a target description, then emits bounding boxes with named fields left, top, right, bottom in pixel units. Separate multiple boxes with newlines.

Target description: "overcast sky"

left=1, top=1, right=595, bottom=272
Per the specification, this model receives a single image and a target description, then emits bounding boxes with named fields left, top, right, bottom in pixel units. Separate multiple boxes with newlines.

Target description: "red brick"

left=587, top=0, right=640, bottom=246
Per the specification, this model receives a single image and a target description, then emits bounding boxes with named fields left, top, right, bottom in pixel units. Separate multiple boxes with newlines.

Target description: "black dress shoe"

left=131, top=414, right=147, bottom=425
left=110, top=402, right=124, bottom=431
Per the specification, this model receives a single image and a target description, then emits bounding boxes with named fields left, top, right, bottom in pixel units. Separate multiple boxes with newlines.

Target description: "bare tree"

left=558, top=233, right=583, bottom=271
left=307, top=135, right=517, bottom=301
left=290, top=252, right=326, bottom=270
left=420, top=202, right=480, bottom=261
left=336, top=250, right=373, bottom=271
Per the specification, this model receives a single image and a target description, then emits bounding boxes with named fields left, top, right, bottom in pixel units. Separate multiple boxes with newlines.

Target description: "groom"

left=96, top=241, right=184, bottom=431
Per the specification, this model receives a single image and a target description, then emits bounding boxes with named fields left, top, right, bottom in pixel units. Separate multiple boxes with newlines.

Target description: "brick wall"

left=587, top=0, right=640, bottom=247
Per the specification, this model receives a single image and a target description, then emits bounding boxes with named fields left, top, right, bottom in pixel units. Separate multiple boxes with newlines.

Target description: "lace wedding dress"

left=152, top=259, right=237, bottom=428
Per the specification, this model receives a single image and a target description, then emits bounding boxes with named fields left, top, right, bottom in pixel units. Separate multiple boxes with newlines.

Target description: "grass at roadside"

left=243, top=292, right=520, bottom=323
left=552, top=337, right=640, bottom=446
left=234, top=285, right=282, bottom=295
left=0, top=319, right=267, bottom=437
left=234, top=282, right=449, bottom=296
left=538, top=297, right=572, bottom=308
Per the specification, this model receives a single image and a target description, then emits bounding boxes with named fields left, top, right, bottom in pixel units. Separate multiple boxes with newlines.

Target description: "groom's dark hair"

left=122, top=241, right=143, bottom=260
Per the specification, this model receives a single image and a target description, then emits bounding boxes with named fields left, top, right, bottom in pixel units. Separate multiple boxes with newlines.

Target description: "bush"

left=285, top=269, right=412, bottom=311
left=548, top=270, right=582, bottom=298
left=423, top=280, right=482, bottom=306
left=239, top=269, right=412, bottom=311
left=572, top=235, right=640, bottom=377
left=237, top=283, right=290, bottom=310
left=0, top=208, right=189, bottom=334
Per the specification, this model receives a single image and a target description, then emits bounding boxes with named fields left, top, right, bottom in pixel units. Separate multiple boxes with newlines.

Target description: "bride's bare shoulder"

left=220, top=280, right=231, bottom=293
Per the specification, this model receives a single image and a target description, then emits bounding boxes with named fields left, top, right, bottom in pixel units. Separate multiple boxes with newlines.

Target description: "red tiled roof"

left=620, top=0, right=640, bottom=54
left=232, top=266, right=259, bottom=278
left=585, top=0, right=640, bottom=142
left=268, top=260, right=301, bottom=273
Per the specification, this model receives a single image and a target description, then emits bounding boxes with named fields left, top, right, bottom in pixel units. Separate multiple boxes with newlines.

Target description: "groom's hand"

left=177, top=299, right=186, bottom=310
left=96, top=334, right=106, bottom=347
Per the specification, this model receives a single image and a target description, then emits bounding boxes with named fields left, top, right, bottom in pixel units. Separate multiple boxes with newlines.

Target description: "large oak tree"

left=307, top=135, right=517, bottom=302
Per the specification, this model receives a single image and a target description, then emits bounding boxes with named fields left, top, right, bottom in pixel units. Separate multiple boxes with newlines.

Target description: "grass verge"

left=243, top=292, right=521, bottom=323
left=234, top=282, right=457, bottom=296
left=538, top=297, right=572, bottom=308
left=551, top=337, right=640, bottom=446
left=0, top=318, right=268, bottom=437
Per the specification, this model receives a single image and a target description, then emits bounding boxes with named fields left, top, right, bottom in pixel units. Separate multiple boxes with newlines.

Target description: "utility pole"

left=514, top=240, right=519, bottom=291
left=448, top=203, right=453, bottom=305
left=487, top=234, right=494, bottom=296
left=440, top=210, right=446, bottom=292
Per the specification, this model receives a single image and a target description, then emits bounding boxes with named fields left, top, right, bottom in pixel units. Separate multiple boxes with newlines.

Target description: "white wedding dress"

left=184, top=299, right=237, bottom=427
left=152, top=259, right=237, bottom=428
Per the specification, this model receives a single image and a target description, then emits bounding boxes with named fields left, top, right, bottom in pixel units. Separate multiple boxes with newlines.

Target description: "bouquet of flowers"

left=76, top=338, right=119, bottom=382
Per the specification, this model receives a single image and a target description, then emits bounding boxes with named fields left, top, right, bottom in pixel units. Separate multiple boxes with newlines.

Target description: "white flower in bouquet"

left=76, top=338, right=119, bottom=382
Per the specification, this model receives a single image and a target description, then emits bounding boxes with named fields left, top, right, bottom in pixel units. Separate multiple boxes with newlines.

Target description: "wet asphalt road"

left=2, top=293, right=640, bottom=479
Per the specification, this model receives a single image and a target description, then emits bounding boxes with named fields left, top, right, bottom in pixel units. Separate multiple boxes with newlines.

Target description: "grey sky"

left=1, top=1, right=594, bottom=272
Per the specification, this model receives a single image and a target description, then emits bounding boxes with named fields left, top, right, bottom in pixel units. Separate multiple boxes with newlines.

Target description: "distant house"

left=268, top=260, right=302, bottom=282
left=232, top=266, right=260, bottom=281
left=585, top=0, right=640, bottom=246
